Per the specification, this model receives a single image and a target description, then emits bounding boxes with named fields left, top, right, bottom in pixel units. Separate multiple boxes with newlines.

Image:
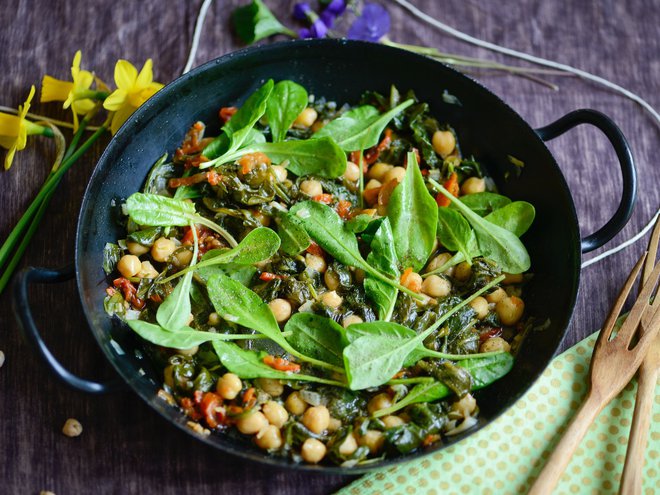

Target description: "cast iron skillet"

left=13, top=39, right=636, bottom=473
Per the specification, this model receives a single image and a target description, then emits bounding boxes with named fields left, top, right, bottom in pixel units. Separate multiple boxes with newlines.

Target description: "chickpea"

left=256, top=377, right=284, bottom=397
left=207, top=312, right=221, bottom=326
left=117, top=255, right=141, bottom=278
left=382, top=166, right=406, bottom=184
left=323, top=270, right=340, bottom=291
left=236, top=411, right=269, bottom=435
left=421, top=275, right=451, bottom=298
left=344, top=161, right=360, bottom=182
left=255, top=424, right=283, bottom=450
left=321, top=290, right=343, bottom=309
left=453, top=261, right=472, bottom=281
left=285, top=391, right=308, bottom=415
left=327, top=417, right=342, bottom=432
left=216, top=373, right=242, bottom=400
left=137, top=260, right=159, bottom=279
left=301, top=438, right=326, bottom=464
left=176, top=345, right=199, bottom=356
left=354, top=268, right=365, bottom=283
left=268, top=298, right=292, bottom=323
left=367, top=162, right=393, bottom=181
left=310, top=120, right=326, bottom=133
left=470, top=296, right=489, bottom=320
left=175, top=248, right=193, bottom=267
left=367, top=393, right=392, bottom=415
left=126, top=241, right=149, bottom=256
left=402, top=272, right=423, bottom=293
left=300, top=179, right=323, bottom=197
left=496, top=296, right=525, bottom=326
left=359, top=430, right=385, bottom=454
left=425, top=252, right=455, bottom=276
left=338, top=433, right=358, bottom=456
left=306, top=253, right=327, bottom=273
left=293, top=107, right=318, bottom=128
left=342, top=314, right=363, bottom=328
left=302, top=405, right=330, bottom=434
left=151, top=237, right=176, bottom=262
left=503, top=272, right=524, bottom=285
left=382, top=415, right=406, bottom=428
left=480, top=336, right=511, bottom=353
left=485, top=287, right=507, bottom=304
left=451, top=393, right=477, bottom=417
left=432, top=130, right=456, bottom=158
left=364, top=179, right=382, bottom=190
left=271, top=165, right=288, bottom=182
left=262, top=401, right=289, bottom=428
left=62, top=418, right=83, bottom=437
left=253, top=210, right=271, bottom=227
left=461, top=177, right=486, bottom=195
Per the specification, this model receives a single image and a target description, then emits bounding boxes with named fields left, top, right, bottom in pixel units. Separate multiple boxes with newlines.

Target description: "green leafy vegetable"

left=455, top=192, right=511, bottom=216
left=436, top=207, right=474, bottom=264
left=127, top=320, right=266, bottom=348
left=102, top=243, right=121, bottom=275
left=276, top=213, right=311, bottom=256
left=483, top=201, right=535, bottom=237
left=363, top=218, right=399, bottom=321
left=143, top=153, right=175, bottom=196
left=266, top=80, right=308, bottom=143
left=127, top=227, right=162, bottom=247
left=285, top=313, right=347, bottom=367
left=232, top=0, right=296, bottom=45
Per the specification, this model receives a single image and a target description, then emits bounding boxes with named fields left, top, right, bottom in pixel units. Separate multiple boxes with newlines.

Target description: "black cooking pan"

left=13, top=39, right=636, bottom=473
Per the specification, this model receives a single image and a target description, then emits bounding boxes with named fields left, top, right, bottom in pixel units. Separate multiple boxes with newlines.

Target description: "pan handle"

left=535, top=109, right=637, bottom=253
left=12, top=264, right=124, bottom=394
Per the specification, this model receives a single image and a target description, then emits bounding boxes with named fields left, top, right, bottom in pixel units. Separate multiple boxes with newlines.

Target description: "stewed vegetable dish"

left=103, top=80, right=535, bottom=466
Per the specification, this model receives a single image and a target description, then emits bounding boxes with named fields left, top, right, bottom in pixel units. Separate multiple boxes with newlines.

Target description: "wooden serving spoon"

left=528, top=252, right=660, bottom=495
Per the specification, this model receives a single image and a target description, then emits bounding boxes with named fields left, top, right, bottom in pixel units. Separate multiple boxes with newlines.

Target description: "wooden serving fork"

left=528, top=253, right=660, bottom=495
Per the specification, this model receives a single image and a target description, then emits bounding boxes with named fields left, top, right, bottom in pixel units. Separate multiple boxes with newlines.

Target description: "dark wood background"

left=1, top=1, right=658, bottom=494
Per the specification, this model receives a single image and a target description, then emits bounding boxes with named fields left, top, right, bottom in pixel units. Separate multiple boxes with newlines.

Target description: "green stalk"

left=415, top=348, right=506, bottom=361
left=358, top=151, right=365, bottom=209
left=387, top=377, right=434, bottom=386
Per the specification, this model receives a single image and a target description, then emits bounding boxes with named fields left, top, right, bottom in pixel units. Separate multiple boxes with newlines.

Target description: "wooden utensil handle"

left=528, top=391, right=605, bottom=495
left=619, top=362, right=659, bottom=495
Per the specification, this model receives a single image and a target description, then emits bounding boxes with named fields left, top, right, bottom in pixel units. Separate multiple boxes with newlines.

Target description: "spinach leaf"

left=313, top=100, right=414, bottom=151
left=345, top=321, right=416, bottom=343
left=197, top=263, right=257, bottom=286
left=202, top=128, right=266, bottom=161
left=102, top=243, right=122, bottom=275
left=127, top=320, right=263, bottom=348
left=125, top=193, right=238, bottom=247
left=436, top=207, right=473, bottom=264
left=484, top=201, right=535, bottom=237
left=387, top=152, right=438, bottom=271
left=432, top=180, right=530, bottom=274
left=127, top=227, right=162, bottom=247
left=363, top=218, right=399, bottom=321
left=266, top=80, right=308, bottom=143
left=285, top=313, right=347, bottom=367
left=232, top=0, right=296, bottom=45
left=345, top=214, right=373, bottom=233
left=455, top=192, right=511, bottom=216
left=276, top=213, right=311, bottom=256
left=143, top=153, right=175, bottom=196
left=223, top=79, right=274, bottom=154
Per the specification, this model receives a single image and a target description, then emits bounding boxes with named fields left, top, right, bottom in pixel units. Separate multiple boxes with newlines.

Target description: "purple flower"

left=324, top=0, right=347, bottom=16
left=293, top=2, right=313, bottom=21
left=347, top=3, right=390, bottom=42
left=299, top=19, right=328, bottom=39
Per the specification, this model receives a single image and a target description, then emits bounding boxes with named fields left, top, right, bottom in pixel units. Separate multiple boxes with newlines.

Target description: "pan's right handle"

left=13, top=264, right=124, bottom=394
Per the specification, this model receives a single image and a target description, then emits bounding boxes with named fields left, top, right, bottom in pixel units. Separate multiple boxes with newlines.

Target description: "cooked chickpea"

left=324, top=270, right=340, bottom=290
left=402, top=272, right=423, bottom=293
left=301, top=438, right=326, bottom=464
left=453, top=261, right=472, bottom=281
left=382, top=415, right=406, bottom=428
left=470, top=296, right=489, bottom=320
left=302, top=405, right=330, bottom=434
left=485, top=287, right=507, bottom=304
left=460, top=177, right=486, bottom=195
left=310, top=120, right=326, bottom=133
left=175, top=248, right=193, bottom=267
left=383, top=166, right=406, bottom=184
left=300, top=179, right=323, bottom=197
left=255, top=424, right=283, bottom=450
left=367, top=162, right=393, bottom=181
left=236, top=411, right=269, bottom=435
left=285, top=391, right=308, bottom=415
left=253, top=210, right=271, bottom=227
left=137, top=260, right=159, bottom=279
left=354, top=268, right=365, bottom=283
left=367, top=393, right=393, bottom=415
left=496, top=296, right=525, bottom=326
left=117, top=255, right=141, bottom=278
left=425, top=252, right=455, bottom=276
left=338, top=433, right=358, bottom=456
left=364, top=179, right=382, bottom=190
left=262, top=401, right=289, bottom=428
left=421, top=275, right=452, bottom=298
left=208, top=312, right=220, bottom=325
left=321, top=290, right=343, bottom=309
left=344, top=161, right=360, bottom=182
left=293, top=107, right=318, bottom=128
left=216, top=373, right=242, bottom=400
left=126, top=241, right=150, bottom=256
left=151, top=237, right=176, bottom=262
left=327, top=417, right=342, bottom=432
left=271, top=165, right=288, bottom=182
left=256, top=378, right=284, bottom=397
left=176, top=345, right=198, bottom=356
left=359, top=430, right=385, bottom=454
left=268, top=298, right=292, bottom=323
left=451, top=393, right=477, bottom=417
left=62, top=418, right=83, bottom=437
left=432, top=130, right=456, bottom=158
left=305, top=253, right=327, bottom=273
left=480, top=336, right=511, bottom=353
left=503, top=272, right=524, bottom=285
left=342, top=314, right=363, bottom=328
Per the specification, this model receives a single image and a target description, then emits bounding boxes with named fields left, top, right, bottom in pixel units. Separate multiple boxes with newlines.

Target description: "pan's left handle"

left=13, top=264, right=124, bottom=394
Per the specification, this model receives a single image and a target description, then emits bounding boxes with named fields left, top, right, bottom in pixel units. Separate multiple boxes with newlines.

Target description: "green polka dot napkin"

left=337, top=332, right=660, bottom=495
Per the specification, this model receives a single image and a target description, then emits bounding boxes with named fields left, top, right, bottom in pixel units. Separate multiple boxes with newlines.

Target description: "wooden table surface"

left=1, top=1, right=658, bottom=493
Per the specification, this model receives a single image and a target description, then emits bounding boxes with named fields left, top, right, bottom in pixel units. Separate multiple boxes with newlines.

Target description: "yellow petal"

left=41, top=75, right=73, bottom=103
left=0, top=135, right=17, bottom=149
left=103, top=88, right=128, bottom=111
left=72, top=110, right=80, bottom=133
left=72, top=98, right=96, bottom=115
left=71, top=50, right=82, bottom=73
left=114, top=59, right=138, bottom=90
left=135, top=59, right=154, bottom=89
left=110, top=104, right=136, bottom=135
left=20, top=86, right=36, bottom=120
left=4, top=143, right=18, bottom=170
left=0, top=113, right=21, bottom=138
left=74, top=70, right=94, bottom=92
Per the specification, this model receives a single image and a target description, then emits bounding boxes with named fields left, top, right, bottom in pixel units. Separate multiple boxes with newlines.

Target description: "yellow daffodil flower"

left=41, top=51, right=99, bottom=132
left=0, top=86, right=52, bottom=170
left=103, top=59, right=163, bottom=135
